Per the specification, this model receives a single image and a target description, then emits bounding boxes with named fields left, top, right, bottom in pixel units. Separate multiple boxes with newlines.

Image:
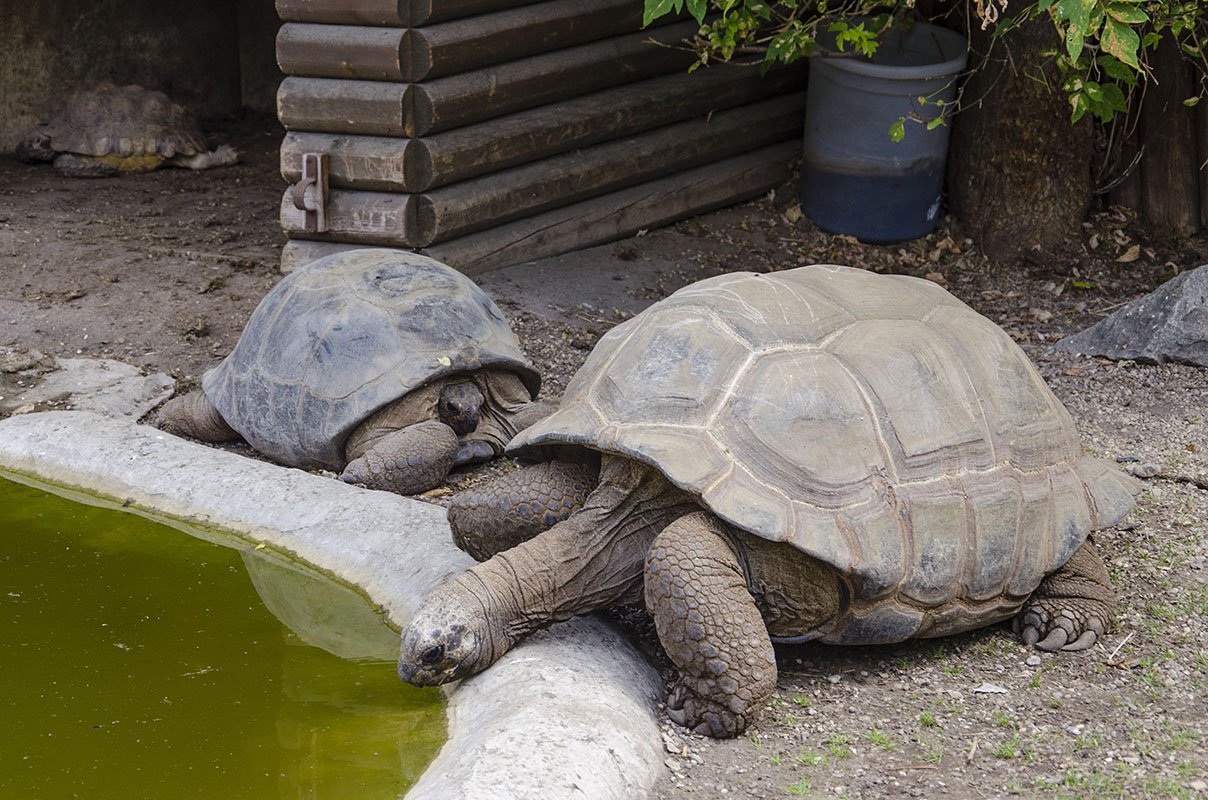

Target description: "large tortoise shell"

left=204, top=249, right=539, bottom=471
left=44, top=83, right=209, bottom=159
left=511, top=265, right=1135, bottom=642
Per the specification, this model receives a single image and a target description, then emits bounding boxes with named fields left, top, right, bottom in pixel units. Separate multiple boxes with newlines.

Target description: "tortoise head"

left=437, top=380, right=484, bottom=437
left=398, top=583, right=494, bottom=686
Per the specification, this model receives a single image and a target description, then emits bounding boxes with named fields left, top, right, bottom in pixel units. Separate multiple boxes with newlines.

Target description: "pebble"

left=827, top=673, right=842, bottom=684
left=1188, top=780, right=1206, bottom=792
left=1026, top=655, right=1042, bottom=667
left=1128, top=462, right=1159, bottom=478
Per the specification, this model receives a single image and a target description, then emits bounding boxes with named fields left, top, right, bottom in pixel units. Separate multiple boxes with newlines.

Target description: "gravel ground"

left=1, top=116, right=1204, bottom=800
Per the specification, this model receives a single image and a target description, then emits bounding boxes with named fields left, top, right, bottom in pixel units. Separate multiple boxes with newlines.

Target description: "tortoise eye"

left=420, top=645, right=444, bottom=665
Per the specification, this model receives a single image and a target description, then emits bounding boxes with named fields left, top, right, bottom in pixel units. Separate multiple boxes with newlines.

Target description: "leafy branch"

left=642, top=0, right=1208, bottom=124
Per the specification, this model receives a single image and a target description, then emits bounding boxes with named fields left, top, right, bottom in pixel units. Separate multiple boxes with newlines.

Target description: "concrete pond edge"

left=0, top=410, right=666, bottom=799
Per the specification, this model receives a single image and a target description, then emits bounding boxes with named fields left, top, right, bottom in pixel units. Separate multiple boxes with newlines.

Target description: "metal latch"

left=290, top=153, right=329, bottom=233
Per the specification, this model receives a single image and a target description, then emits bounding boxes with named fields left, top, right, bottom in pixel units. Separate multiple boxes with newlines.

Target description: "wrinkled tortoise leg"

left=448, top=460, right=596, bottom=561
left=1015, top=538, right=1115, bottom=652
left=157, top=390, right=241, bottom=443
left=53, top=153, right=120, bottom=178
left=341, top=419, right=458, bottom=495
left=645, top=511, right=776, bottom=738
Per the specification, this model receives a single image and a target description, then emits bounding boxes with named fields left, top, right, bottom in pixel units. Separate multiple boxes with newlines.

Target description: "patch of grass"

left=940, top=662, right=965, bottom=676
left=866, top=726, right=898, bottom=751
left=1072, top=733, right=1104, bottom=753
left=749, top=734, right=764, bottom=751
left=791, top=694, right=813, bottom=708
left=794, top=748, right=824, bottom=768
left=990, top=734, right=1020, bottom=759
left=776, top=712, right=801, bottom=726
left=918, top=711, right=939, bottom=728
left=823, top=732, right=854, bottom=759
left=785, top=777, right=812, bottom=796
left=1028, top=672, right=1042, bottom=689
left=1047, top=696, right=1064, bottom=709
left=768, top=752, right=782, bottom=767
left=993, top=710, right=1014, bottom=728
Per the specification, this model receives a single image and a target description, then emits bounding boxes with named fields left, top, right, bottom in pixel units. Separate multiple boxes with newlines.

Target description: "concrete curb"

left=0, top=411, right=665, bottom=799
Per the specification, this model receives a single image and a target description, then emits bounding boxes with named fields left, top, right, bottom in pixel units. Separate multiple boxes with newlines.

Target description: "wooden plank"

left=281, top=132, right=412, bottom=192
left=410, top=22, right=699, bottom=136
left=406, top=64, right=806, bottom=191
left=280, top=188, right=417, bottom=245
left=276, top=0, right=408, bottom=26
left=1139, top=36, right=1199, bottom=235
left=413, top=94, right=805, bottom=245
left=277, top=24, right=407, bottom=81
left=275, top=0, right=544, bottom=27
left=277, top=77, right=410, bottom=136
left=402, top=0, right=648, bottom=82
left=424, top=142, right=798, bottom=273
left=280, top=240, right=393, bottom=273
left=1199, top=100, right=1208, bottom=232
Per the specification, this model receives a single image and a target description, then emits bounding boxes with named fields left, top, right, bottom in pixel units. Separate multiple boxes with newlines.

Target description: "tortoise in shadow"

left=158, top=249, right=551, bottom=495
left=16, top=83, right=238, bottom=178
left=397, top=264, right=1137, bottom=737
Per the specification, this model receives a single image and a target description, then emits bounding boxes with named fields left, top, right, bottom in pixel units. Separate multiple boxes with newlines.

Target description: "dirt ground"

left=1, top=116, right=1205, bottom=800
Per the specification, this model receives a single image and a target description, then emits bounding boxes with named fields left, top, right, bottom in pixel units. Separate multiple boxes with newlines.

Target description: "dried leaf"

left=1117, top=244, right=1141, bottom=262
left=437, top=355, right=453, bottom=367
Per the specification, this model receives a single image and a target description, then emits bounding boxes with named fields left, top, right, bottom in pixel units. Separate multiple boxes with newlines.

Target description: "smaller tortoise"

left=397, top=265, right=1138, bottom=738
left=16, top=83, right=238, bottom=178
left=158, top=249, right=551, bottom=495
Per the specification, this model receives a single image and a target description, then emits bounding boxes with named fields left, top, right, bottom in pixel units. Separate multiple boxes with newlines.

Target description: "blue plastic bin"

left=800, top=22, right=968, bottom=243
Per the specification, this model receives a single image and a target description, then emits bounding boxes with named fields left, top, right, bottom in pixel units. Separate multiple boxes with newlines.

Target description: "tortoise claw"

left=1063, top=630, right=1099, bottom=651
left=1035, top=626, right=1069, bottom=651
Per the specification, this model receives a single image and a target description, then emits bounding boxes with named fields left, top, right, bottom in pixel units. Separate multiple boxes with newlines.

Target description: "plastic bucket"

left=799, top=21, right=968, bottom=243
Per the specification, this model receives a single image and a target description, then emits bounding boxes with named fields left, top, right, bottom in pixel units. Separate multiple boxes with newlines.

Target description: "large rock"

left=1056, top=264, right=1208, bottom=366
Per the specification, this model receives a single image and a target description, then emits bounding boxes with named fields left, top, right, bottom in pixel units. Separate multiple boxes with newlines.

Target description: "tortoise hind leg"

left=341, top=419, right=458, bottom=495
left=448, top=460, right=595, bottom=561
left=1015, top=538, right=1115, bottom=652
left=52, top=153, right=121, bottom=178
left=644, top=512, right=777, bottom=738
left=157, top=390, right=240, bottom=443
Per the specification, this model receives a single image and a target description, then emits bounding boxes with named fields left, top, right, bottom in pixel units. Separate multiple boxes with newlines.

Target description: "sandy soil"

left=1, top=116, right=1205, bottom=799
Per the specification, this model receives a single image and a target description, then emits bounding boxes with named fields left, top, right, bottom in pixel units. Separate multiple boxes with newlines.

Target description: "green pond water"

left=0, top=475, right=446, bottom=799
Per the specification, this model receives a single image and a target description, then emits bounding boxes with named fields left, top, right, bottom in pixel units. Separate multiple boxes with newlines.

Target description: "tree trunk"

left=948, top=16, right=1093, bottom=263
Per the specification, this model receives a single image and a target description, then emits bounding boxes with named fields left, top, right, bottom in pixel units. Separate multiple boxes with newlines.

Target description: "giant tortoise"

left=396, top=264, right=1137, bottom=737
left=158, top=249, right=550, bottom=495
left=16, top=83, right=238, bottom=178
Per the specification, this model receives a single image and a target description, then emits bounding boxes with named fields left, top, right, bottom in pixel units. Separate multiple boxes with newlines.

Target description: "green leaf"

left=1072, top=280, right=1095, bottom=289
left=1065, top=25, right=1086, bottom=62
left=1101, top=17, right=1142, bottom=69
left=437, top=356, right=453, bottom=367
left=889, top=118, right=906, bottom=142
left=1184, top=96, right=1202, bottom=107
left=1097, top=53, right=1138, bottom=84
left=642, top=0, right=681, bottom=27
left=926, top=116, right=946, bottom=130
left=686, top=0, right=707, bottom=24
left=1105, top=3, right=1148, bottom=24
left=1070, top=90, right=1090, bottom=123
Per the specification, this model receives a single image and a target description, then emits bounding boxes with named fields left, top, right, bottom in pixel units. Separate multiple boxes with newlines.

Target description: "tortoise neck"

left=459, top=457, right=697, bottom=648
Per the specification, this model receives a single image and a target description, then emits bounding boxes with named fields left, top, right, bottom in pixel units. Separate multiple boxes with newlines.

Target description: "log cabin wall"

left=275, top=0, right=807, bottom=274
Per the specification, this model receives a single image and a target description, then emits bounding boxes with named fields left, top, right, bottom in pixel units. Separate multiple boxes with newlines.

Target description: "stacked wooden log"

left=275, top=0, right=806, bottom=273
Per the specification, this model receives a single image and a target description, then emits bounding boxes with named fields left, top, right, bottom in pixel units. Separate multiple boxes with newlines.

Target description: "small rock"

left=973, top=683, right=1008, bottom=694
left=1188, top=779, right=1206, bottom=792
left=827, top=673, right=842, bottom=684
left=1026, top=655, right=1042, bottom=667
left=1128, top=463, right=1159, bottom=479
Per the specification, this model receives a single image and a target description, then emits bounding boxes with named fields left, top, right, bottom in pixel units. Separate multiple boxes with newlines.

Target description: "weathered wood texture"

left=280, top=188, right=415, bottom=243
left=278, top=78, right=409, bottom=136
left=281, top=142, right=797, bottom=271
left=280, top=65, right=804, bottom=192
left=277, top=0, right=658, bottom=82
left=1200, top=102, right=1208, bottom=231
left=275, top=0, right=543, bottom=27
left=425, top=143, right=798, bottom=273
left=278, top=22, right=698, bottom=136
left=277, top=24, right=407, bottom=81
left=281, top=132, right=411, bottom=192
left=405, top=22, right=698, bottom=135
left=407, top=0, right=647, bottom=81
left=407, top=65, right=804, bottom=191
left=1138, top=37, right=1199, bottom=236
left=414, top=95, right=805, bottom=245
